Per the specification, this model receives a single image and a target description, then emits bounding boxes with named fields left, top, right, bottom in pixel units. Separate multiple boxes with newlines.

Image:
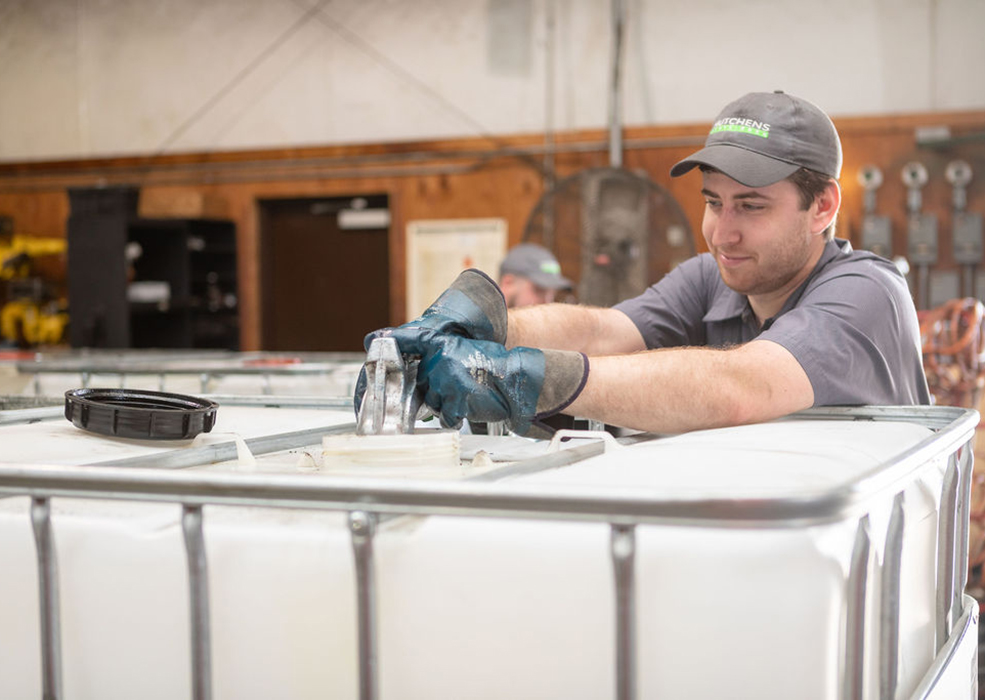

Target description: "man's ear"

left=811, top=181, right=841, bottom=235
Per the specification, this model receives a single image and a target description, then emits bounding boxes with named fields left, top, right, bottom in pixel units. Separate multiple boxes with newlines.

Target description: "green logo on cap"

left=539, top=261, right=561, bottom=275
left=711, top=124, right=769, bottom=138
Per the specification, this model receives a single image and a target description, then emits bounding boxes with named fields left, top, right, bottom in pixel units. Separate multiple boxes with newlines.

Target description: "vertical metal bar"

left=542, top=0, right=556, bottom=250
left=80, top=371, right=90, bottom=388
left=954, top=443, right=974, bottom=628
left=610, top=523, right=636, bottom=700
left=263, top=373, right=272, bottom=396
left=486, top=421, right=505, bottom=437
left=350, top=511, right=378, bottom=700
left=159, top=373, right=166, bottom=392
left=843, top=516, right=871, bottom=700
left=607, top=0, right=625, bottom=168
left=936, top=454, right=959, bottom=649
left=182, top=505, right=212, bottom=700
left=880, top=493, right=905, bottom=699
left=30, top=497, right=62, bottom=700
left=199, top=373, right=210, bottom=393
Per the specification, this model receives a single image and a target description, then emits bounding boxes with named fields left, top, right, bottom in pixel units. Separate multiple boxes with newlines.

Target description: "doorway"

left=259, top=194, right=390, bottom=352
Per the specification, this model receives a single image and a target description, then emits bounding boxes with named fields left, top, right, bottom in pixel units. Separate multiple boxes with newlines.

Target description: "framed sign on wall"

left=405, top=218, right=507, bottom=319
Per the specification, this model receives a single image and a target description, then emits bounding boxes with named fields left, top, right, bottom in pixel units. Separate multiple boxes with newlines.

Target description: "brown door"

left=259, top=195, right=390, bottom=351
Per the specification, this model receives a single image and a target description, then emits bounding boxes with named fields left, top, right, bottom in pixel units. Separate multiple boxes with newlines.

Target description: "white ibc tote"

left=0, top=401, right=977, bottom=700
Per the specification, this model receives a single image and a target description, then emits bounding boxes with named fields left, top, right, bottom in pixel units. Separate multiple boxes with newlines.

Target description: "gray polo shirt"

left=613, top=239, right=931, bottom=406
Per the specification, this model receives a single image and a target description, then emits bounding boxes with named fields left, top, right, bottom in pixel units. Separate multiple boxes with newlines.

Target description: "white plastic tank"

left=0, top=402, right=977, bottom=699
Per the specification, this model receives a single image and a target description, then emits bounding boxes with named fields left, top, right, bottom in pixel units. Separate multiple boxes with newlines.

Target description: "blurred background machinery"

left=0, top=216, right=69, bottom=349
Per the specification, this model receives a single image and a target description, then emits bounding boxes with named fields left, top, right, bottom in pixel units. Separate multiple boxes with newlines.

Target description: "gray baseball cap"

left=499, top=244, right=572, bottom=290
left=670, top=90, right=842, bottom=187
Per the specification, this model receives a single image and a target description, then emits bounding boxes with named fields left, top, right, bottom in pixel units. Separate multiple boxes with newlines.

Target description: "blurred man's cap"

left=500, top=244, right=572, bottom=290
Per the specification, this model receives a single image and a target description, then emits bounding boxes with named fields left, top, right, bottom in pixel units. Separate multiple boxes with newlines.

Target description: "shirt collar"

left=702, top=239, right=850, bottom=324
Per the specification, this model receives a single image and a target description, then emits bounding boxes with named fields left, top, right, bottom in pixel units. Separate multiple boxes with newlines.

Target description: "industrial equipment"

left=521, top=0, right=695, bottom=307
left=0, top=221, right=69, bottom=348
left=0, top=399, right=977, bottom=699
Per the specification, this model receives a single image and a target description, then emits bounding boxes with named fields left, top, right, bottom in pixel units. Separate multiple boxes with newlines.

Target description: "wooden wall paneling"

left=1, top=110, right=982, bottom=350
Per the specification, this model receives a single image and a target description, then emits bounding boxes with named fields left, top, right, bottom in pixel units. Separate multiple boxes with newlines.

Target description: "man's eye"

left=705, top=199, right=721, bottom=208
left=742, top=203, right=765, bottom=212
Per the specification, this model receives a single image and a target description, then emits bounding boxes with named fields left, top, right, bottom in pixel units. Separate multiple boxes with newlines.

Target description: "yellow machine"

left=0, top=226, right=69, bottom=348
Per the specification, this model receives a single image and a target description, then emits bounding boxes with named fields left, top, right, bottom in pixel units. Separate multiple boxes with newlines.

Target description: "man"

left=497, top=243, right=572, bottom=308
left=363, top=90, right=930, bottom=436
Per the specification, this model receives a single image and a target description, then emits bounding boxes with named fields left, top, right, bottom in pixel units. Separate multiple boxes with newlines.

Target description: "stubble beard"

left=716, top=227, right=814, bottom=298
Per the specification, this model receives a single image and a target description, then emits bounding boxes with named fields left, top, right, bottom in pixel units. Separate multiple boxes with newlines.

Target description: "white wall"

left=0, top=0, right=982, bottom=163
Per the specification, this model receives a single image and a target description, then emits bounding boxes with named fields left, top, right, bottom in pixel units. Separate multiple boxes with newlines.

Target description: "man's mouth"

left=717, top=251, right=751, bottom=267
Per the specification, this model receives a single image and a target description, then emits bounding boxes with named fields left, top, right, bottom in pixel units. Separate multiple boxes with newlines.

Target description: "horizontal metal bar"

left=0, top=406, right=65, bottom=425
left=88, top=423, right=355, bottom=470
left=15, top=365, right=360, bottom=377
left=199, top=395, right=353, bottom=409
left=0, top=407, right=975, bottom=528
left=465, top=440, right=609, bottom=482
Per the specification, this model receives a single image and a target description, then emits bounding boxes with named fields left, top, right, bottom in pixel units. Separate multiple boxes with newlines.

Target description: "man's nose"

left=708, top=207, right=741, bottom=247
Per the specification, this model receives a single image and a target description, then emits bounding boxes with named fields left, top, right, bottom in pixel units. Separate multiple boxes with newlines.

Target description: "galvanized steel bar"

left=879, top=493, right=905, bottom=699
left=89, top=423, right=355, bottom=470
left=0, top=408, right=975, bottom=528
left=30, top=497, right=62, bottom=700
left=199, top=395, right=352, bottom=409
left=936, top=455, right=959, bottom=648
left=954, top=444, right=974, bottom=630
left=182, top=504, right=213, bottom=700
left=611, top=523, right=636, bottom=700
left=843, top=516, right=871, bottom=700
left=0, top=406, right=64, bottom=425
left=909, top=594, right=978, bottom=699
left=465, top=440, right=607, bottom=482
left=350, top=511, right=378, bottom=700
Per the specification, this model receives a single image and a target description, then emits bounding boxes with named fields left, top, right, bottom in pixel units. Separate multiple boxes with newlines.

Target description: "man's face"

left=500, top=274, right=556, bottom=308
left=700, top=170, right=824, bottom=300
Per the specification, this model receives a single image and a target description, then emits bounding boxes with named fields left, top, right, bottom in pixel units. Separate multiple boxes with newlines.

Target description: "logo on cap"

left=710, top=118, right=771, bottom=139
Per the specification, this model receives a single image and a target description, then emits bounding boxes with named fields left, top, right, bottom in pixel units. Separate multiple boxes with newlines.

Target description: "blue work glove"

left=400, top=330, right=589, bottom=437
left=354, top=269, right=508, bottom=419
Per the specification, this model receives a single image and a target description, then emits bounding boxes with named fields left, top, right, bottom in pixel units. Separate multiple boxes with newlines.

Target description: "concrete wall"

left=1, top=0, right=983, bottom=162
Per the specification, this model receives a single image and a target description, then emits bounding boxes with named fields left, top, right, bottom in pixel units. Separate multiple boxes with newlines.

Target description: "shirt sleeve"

left=612, top=255, right=717, bottom=349
left=758, top=265, right=927, bottom=406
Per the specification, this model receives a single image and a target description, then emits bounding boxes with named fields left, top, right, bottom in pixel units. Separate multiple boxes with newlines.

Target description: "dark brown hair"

left=787, top=168, right=838, bottom=241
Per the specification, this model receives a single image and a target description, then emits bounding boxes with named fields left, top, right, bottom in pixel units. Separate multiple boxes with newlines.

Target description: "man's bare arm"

left=565, top=339, right=814, bottom=433
left=507, top=304, right=646, bottom=355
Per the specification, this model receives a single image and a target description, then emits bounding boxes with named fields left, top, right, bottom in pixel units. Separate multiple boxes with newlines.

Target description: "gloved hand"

left=354, top=269, right=508, bottom=419
left=373, top=268, right=507, bottom=347
left=399, top=330, right=589, bottom=436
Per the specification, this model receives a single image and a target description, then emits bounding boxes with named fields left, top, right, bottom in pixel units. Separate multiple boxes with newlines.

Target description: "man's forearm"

left=507, top=303, right=646, bottom=355
left=565, top=340, right=814, bottom=434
